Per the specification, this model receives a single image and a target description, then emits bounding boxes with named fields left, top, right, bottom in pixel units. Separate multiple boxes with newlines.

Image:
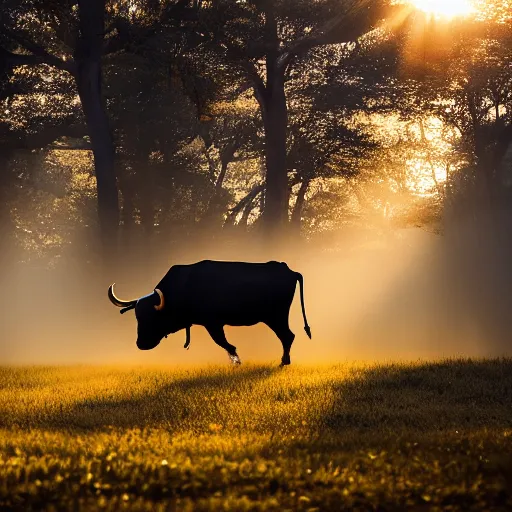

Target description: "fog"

left=2, top=211, right=511, bottom=366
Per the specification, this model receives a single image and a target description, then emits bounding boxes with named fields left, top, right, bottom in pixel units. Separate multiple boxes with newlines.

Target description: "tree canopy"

left=0, top=0, right=510, bottom=268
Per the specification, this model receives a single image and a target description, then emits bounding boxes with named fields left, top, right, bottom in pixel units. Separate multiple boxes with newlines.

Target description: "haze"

left=2, top=207, right=510, bottom=365
left=1, top=0, right=510, bottom=365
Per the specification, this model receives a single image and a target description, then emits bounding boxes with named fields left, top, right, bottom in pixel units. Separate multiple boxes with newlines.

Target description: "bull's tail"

left=295, top=272, right=311, bottom=339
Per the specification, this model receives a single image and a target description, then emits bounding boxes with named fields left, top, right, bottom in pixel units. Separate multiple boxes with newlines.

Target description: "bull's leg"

left=267, top=320, right=295, bottom=367
left=205, top=325, right=241, bottom=365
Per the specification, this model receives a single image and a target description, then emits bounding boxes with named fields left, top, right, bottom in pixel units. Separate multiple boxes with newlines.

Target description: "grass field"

left=1, top=359, right=512, bottom=511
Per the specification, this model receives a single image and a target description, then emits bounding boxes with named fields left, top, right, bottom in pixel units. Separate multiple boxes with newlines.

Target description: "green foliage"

left=1, top=359, right=512, bottom=510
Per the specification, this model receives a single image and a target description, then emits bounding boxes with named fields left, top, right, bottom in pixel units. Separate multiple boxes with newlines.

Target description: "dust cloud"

left=1, top=212, right=512, bottom=365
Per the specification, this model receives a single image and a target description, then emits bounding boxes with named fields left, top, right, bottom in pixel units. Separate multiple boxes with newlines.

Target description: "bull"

left=108, top=260, right=311, bottom=366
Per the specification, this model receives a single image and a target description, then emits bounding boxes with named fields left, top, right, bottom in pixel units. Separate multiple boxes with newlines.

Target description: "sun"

left=410, top=0, right=474, bottom=18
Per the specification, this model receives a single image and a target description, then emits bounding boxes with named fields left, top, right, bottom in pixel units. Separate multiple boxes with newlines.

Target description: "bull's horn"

left=108, top=284, right=137, bottom=308
left=154, top=289, right=165, bottom=311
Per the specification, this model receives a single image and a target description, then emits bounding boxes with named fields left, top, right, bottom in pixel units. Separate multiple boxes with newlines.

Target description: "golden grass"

left=1, top=359, right=512, bottom=511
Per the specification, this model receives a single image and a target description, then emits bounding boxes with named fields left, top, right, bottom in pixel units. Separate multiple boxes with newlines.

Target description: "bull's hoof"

left=279, top=361, right=291, bottom=368
left=229, top=354, right=242, bottom=365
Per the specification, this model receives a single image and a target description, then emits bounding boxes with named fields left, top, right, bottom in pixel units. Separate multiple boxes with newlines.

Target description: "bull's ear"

left=120, top=304, right=136, bottom=314
left=154, top=289, right=165, bottom=311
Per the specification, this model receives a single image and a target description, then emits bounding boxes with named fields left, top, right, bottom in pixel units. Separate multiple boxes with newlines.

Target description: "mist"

left=1, top=0, right=510, bottom=366
left=2, top=211, right=511, bottom=366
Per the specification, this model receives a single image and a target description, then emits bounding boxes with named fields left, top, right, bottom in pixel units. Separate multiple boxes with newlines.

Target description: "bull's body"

left=108, top=260, right=311, bottom=366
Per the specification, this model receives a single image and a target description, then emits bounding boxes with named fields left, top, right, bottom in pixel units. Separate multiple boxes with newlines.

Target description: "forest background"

left=1, top=0, right=511, bottom=365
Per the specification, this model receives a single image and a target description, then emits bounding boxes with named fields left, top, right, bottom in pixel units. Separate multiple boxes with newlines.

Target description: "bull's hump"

left=160, top=260, right=291, bottom=285
left=196, top=260, right=288, bottom=266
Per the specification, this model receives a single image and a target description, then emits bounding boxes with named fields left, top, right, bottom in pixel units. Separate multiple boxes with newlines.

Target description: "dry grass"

left=1, top=359, right=512, bottom=511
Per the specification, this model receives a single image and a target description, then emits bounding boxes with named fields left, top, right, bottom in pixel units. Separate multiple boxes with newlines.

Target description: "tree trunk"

left=75, top=0, right=119, bottom=263
left=239, top=198, right=256, bottom=227
left=291, top=177, right=310, bottom=234
left=139, top=184, right=155, bottom=241
left=259, top=5, right=289, bottom=235
left=0, top=151, right=15, bottom=272
left=262, top=87, right=289, bottom=232
left=215, top=159, right=229, bottom=193
left=494, top=131, right=512, bottom=242
left=499, top=139, right=512, bottom=185
left=202, top=157, right=231, bottom=224
left=260, top=184, right=265, bottom=216
left=494, top=126, right=512, bottom=195
left=224, top=184, right=264, bottom=228
left=118, top=173, right=136, bottom=252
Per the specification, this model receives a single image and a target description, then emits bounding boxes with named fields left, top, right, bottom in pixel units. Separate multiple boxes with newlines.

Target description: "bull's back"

left=173, top=260, right=297, bottom=325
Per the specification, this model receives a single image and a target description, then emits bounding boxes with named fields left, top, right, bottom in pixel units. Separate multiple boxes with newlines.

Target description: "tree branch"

left=104, top=1, right=199, bottom=55
left=0, top=28, right=75, bottom=74
left=0, top=47, right=75, bottom=74
left=239, top=60, right=268, bottom=110
left=10, top=123, right=88, bottom=151
left=277, top=1, right=410, bottom=71
left=226, top=183, right=264, bottom=222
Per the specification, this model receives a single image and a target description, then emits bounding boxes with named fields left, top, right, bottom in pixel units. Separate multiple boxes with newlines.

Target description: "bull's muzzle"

left=136, top=338, right=161, bottom=351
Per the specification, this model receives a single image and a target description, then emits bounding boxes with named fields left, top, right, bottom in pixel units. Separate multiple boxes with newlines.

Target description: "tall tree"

left=396, top=11, right=512, bottom=223
left=74, top=0, right=118, bottom=258
left=0, top=0, right=118, bottom=259
left=0, top=0, right=200, bottom=261
left=200, top=0, right=400, bottom=235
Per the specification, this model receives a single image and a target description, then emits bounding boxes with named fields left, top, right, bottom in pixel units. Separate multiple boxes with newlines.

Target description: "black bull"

left=108, top=260, right=311, bottom=366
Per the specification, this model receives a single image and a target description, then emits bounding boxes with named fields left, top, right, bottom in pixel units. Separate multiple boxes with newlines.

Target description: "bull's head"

left=108, top=284, right=166, bottom=350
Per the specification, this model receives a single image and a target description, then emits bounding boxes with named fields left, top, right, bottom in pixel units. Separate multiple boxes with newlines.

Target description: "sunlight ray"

left=409, top=0, right=474, bottom=18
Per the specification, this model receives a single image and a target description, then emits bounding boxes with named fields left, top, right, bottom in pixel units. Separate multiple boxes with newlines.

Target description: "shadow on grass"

left=3, top=358, right=512, bottom=435
left=260, top=359, right=512, bottom=511
left=1, top=365, right=278, bottom=431
left=321, top=358, right=512, bottom=434
left=2, top=360, right=512, bottom=511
